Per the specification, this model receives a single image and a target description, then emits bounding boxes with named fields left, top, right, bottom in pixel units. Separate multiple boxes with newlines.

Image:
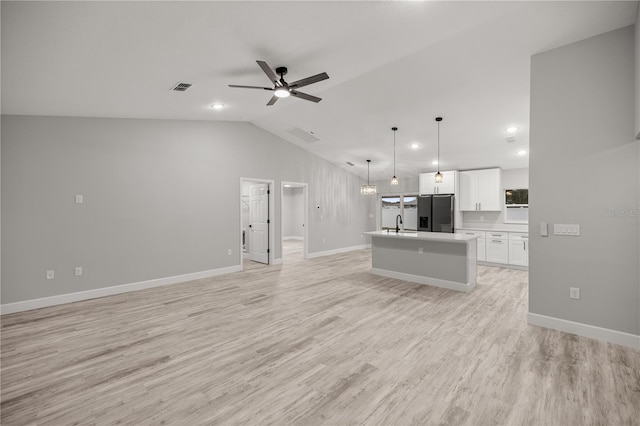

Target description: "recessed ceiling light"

left=284, top=184, right=291, bottom=188
left=516, top=150, right=528, bottom=156
left=506, top=126, right=518, bottom=133
left=211, top=103, right=225, bottom=110
left=411, top=143, right=420, bottom=149
left=431, top=160, right=438, bottom=165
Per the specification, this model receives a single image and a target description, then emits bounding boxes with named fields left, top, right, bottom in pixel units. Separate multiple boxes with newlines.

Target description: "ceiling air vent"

left=287, top=127, right=320, bottom=143
left=505, top=136, right=517, bottom=143
left=346, top=162, right=355, bottom=166
left=171, top=82, right=192, bottom=92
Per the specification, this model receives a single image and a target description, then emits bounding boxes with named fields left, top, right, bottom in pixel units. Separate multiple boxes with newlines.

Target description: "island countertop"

left=363, top=230, right=478, bottom=243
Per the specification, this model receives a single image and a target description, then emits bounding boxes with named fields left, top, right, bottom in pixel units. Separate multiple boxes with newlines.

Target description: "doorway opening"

left=281, top=181, right=308, bottom=263
left=240, top=178, right=275, bottom=268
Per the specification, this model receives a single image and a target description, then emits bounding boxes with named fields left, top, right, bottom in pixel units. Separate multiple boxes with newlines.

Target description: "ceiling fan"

left=229, top=60, right=329, bottom=106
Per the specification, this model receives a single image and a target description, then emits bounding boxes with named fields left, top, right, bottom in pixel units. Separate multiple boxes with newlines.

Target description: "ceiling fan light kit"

left=229, top=60, right=329, bottom=106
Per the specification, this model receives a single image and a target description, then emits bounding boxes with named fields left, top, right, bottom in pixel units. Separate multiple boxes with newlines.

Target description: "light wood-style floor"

left=2, top=247, right=639, bottom=425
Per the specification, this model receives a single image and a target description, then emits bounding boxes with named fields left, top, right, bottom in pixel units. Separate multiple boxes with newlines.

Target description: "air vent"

left=171, top=82, right=192, bottom=92
left=287, top=127, right=320, bottom=143
left=346, top=162, right=355, bottom=166
left=505, top=136, right=517, bottom=143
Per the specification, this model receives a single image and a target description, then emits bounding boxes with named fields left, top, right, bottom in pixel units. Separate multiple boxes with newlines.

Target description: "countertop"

left=363, top=230, right=478, bottom=243
left=458, top=227, right=528, bottom=234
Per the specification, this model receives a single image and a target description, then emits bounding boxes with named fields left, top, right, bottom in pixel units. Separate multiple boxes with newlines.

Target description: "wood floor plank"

left=1, top=242, right=639, bottom=425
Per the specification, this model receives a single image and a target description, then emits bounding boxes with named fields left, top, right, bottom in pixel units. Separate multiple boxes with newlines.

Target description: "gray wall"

left=636, top=3, right=640, bottom=138
left=529, top=26, right=639, bottom=335
left=1, top=116, right=375, bottom=304
left=282, top=187, right=304, bottom=238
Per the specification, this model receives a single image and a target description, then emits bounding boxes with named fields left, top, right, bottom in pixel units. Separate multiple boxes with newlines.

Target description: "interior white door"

left=249, top=183, right=269, bottom=264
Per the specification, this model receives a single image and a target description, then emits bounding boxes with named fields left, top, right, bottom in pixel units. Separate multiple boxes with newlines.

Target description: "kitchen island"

left=363, top=230, right=478, bottom=292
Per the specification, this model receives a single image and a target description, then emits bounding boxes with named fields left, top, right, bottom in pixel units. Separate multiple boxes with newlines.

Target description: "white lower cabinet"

left=486, top=232, right=508, bottom=264
left=508, top=232, right=529, bottom=266
left=458, top=229, right=527, bottom=267
left=460, top=230, right=486, bottom=261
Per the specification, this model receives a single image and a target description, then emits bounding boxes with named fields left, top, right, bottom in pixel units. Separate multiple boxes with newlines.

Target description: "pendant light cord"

left=393, top=128, right=396, bottom=176
left=437, top=121, right=440, bottom=173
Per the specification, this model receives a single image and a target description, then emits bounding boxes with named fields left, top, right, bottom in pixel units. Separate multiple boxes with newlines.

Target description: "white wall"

left=1, top=116, right=375, bottom=305
left=282, top=187, right=304, bottom=239
left=462, top=167, right=529, bottom=231
left=529, top=26, right=639, bottom=339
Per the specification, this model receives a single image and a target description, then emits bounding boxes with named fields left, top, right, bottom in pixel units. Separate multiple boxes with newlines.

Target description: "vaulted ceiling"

left=2, top=1, right=637, bottom=180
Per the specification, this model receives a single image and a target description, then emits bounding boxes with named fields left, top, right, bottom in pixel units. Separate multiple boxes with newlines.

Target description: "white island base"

left=364, top=231, right=478, bottom=292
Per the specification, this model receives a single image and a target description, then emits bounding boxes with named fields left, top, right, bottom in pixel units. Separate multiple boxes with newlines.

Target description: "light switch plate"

left=75, top=194, right=83, bottom=204
left=554, top=224, right=580, bottom=236
left=540, top=222, right=548, bottom=237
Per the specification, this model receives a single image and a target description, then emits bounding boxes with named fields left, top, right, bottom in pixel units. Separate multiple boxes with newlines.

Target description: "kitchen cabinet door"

left=508, top=233, right=529, bottom=266
left=477, top=169, right=501, bottom=211
left=459, top=168, right=501, bottom=211
left=477, top=237, right=486, bottom=261
left=419, top=173, right=437, bottom=195
left=436, top=171, right=456, bottom=194
left=419, top=171, right=455, bottom=195
left=486, top=237, right=508, bottom=263
left=459, top=171, right=476, bottom=210
left=460, top=230, right=486, bottom=261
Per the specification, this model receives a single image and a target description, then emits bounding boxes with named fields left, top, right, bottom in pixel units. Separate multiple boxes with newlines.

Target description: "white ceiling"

left=2, top=1, right=637, bottom=181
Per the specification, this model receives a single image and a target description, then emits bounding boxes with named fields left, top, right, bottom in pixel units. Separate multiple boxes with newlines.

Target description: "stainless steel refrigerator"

left=417, top=195, right=455, bottom=233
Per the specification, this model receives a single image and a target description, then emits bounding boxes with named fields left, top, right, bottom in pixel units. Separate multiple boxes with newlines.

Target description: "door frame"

left=280, top=181, right=309, bottom=260
left=240, top=177, right=275, bottom=269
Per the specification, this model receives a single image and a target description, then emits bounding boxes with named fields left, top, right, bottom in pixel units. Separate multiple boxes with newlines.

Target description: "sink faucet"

left=395, top=214, right=403, bottom=233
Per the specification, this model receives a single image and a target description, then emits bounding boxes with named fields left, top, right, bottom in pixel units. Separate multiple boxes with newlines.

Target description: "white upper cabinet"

left=419, top=171, right=455, bottom=195
left=459, top=168, right=502, bottom=211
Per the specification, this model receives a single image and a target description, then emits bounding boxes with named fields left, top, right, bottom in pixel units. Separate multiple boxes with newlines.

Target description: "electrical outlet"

left=418, top=247, right=423, bottom=254
left=75, top=267, right=83, bottom=276
left=227, top=249, right=232, bottom=256
left=322, top=238, right=326, bottom=244
left=75, top=194, right=84, bottom=204
left=569, top=287, right=580, bottom=299
left=46, top=270, right=55, bottom=280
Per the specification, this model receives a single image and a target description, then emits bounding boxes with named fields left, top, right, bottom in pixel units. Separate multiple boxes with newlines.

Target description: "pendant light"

left=361, top=160, right=377, bottom=195
left=435, top=117, right=443, bottom=183
left=390, top=127, right=399, bottom=186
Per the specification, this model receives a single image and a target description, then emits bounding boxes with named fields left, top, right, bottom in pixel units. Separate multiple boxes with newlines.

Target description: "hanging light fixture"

left=390, top=127, right=399, bottom=186
left=361, top=159, right=377, bottom=195
left=435, top=117, right=443, bottom=183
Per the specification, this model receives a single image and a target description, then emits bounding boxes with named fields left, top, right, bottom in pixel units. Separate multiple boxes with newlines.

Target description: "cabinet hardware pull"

left=492, top=240, right=502, bottom=243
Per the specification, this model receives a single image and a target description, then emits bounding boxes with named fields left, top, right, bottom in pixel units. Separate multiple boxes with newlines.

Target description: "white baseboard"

left=528, top=313, right=640, bottom=350
left=477, top=261, right=528, bottom=271
left=370, top=268, right=474, bottom=293
left=1, top=265, right=243, bottom=315
left=283, top=236, right=303, bottom=241
left=307, top=244, right=371, bottom=259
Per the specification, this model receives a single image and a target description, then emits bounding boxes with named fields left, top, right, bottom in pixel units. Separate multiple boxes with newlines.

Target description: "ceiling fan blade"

left=228, top=84, right=273, bottom=91
left=257, top=60, right=281, bottom=87
left=290, top=90, right=322, bottom=103
left=288, top=72, right=329, bottom=89
left=266, top=95, right=279, bottom=106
